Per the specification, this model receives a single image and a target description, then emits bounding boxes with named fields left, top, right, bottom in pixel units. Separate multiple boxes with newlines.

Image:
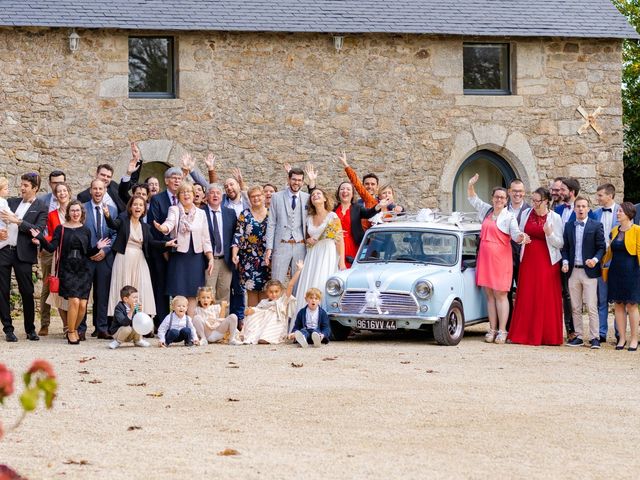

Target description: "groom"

left=265, top=168, right=309, bottom=283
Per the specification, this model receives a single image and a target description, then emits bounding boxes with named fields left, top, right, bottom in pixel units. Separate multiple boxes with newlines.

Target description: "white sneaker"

left=228, top=337, right=242, bottom=346
left=294, top=330, right=308, bottom=348
left=311, top=331, right=322, bottom=347
left=108, top=340, right=120, bottom=349
left=199, top=337, right=208, bottom=346
left=134, top=339, right=150, bottom=347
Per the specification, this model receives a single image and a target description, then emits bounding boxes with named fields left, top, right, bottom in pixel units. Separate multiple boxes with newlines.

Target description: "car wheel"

left=330, top=320, right=351, bottom=341
left=433, top=300, right=464, bottom=346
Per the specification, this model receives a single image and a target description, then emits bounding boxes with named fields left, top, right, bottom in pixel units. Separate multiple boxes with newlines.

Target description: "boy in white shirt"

left=158, top=296, right=199, bottom=347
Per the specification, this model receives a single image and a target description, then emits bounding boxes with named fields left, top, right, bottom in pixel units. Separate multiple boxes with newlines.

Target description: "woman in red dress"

left=334, top=182, right=381, bottom=267
left=468, top=174, right=526, bottom=344
left=508, top=187, right=564, bottom=346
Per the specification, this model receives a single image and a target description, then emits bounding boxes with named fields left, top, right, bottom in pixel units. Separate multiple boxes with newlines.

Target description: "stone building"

left=0, top=1, right=637, bottom=210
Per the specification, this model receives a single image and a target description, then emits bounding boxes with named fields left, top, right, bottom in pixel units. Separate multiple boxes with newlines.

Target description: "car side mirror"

left=461, top=258, right=476, bottom=271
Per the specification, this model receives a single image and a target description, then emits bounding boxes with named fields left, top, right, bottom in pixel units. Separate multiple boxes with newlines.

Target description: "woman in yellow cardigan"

left=603, top=202, right=640, bottom=351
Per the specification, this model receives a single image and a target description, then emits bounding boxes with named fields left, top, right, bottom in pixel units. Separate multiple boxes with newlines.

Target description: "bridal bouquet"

left=319, top=218, right=343, bottom=242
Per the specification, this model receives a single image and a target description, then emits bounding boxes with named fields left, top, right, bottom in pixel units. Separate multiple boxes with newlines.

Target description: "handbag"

left=47, top=226, right=64, bottom=293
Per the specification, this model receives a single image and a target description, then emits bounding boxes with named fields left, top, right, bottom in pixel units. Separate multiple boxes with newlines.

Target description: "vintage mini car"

left=325, top=212, right=488, bottom=346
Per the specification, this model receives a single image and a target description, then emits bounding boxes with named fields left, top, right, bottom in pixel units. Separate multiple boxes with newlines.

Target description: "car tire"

left=330, top=320, right=351, bottom=341
left=433, top=300, right=464, bottom=346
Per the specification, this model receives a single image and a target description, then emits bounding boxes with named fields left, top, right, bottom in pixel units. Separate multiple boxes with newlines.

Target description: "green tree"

left=612, top=0, right=640, bottom=202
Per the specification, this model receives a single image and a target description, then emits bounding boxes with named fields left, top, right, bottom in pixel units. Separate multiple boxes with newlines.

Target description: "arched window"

left=453, top=150, right=517, bottom=211
left=139, top=161, right=171, bottom=190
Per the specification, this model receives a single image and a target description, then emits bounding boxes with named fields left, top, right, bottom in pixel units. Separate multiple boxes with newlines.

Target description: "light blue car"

left=325, top=215, right=488, bottom=345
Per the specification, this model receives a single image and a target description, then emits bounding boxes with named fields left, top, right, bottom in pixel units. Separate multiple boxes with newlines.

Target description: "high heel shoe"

left=615, top=342, right=626, bottom=351
left=628, top=343, right=638, bottom=352
left=67, top=331, right=80, bottom=345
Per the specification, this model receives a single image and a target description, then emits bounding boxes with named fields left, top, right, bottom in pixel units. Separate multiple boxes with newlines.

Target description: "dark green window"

left=128, top=36, right=176, bottom=98
left=463, top=43, right=511, bottom=95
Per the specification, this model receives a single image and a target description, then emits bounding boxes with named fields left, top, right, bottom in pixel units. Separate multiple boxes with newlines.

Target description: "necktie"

left=95, top=206, right=102, bottom=239
left=212, top=210, right=222, bottom=256
left=291, top=194, right=297, bottom=210
left=602, top=208, right=612, bottom=212
left=575, top=221, right=585, bottom=227
left=171, top=195, right=177, bottom=206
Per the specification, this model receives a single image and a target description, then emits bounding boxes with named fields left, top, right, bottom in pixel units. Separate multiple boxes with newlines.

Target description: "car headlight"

left=414, top=280, right=434, bottom=300
left=326, top=277, right=344, bottom=296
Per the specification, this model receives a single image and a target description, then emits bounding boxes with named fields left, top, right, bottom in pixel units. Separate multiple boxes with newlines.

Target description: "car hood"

left=341, top=262, right=452, bottom=291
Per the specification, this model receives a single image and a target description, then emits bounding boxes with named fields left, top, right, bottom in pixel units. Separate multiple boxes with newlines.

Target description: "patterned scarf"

left=178, top=204, right=197, bottom=234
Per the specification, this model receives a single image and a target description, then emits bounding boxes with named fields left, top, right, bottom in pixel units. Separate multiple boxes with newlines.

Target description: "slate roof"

left=0, top=0, right=637, bottom=39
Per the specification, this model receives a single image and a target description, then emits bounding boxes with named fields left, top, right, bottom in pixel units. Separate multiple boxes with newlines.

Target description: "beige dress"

left=241, top=294, right=296, bottom=344
left=107, top=221, right=156, bottom=316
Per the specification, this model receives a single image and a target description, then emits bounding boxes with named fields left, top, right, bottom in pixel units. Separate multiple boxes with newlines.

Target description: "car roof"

left=369, top=221, right=482, bottom=233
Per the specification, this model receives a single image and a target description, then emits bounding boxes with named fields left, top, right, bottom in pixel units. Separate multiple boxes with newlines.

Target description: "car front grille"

left=339, top=290, right=419, bottom=315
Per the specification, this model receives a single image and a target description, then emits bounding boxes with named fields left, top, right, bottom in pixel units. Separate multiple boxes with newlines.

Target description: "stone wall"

left=0, top=28, right=625, bottom=209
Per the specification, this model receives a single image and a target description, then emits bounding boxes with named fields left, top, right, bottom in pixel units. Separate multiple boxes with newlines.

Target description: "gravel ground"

left=1, top=319, right=639, bottom=480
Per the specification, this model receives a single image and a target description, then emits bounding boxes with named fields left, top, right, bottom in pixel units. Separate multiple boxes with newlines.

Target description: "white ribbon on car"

left=360, top=267, right=426, bottom=315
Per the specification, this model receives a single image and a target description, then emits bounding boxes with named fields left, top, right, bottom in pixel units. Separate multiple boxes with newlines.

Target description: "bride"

left=295, top=188, right=346, bottom=313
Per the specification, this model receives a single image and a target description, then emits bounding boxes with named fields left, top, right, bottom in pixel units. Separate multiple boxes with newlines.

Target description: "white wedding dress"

left=295, top=212, right=340, bottom=314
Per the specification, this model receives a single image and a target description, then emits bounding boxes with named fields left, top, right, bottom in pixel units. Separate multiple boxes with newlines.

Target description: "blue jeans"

left=165, top=327, right=193, bottom=346
left=230, top=269, right=245, bottom=323
left=597, top=277, right=618, bottom=338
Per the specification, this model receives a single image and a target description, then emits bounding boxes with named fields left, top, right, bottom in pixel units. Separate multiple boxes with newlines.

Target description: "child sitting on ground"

left=241, top=260, right=303, bottom=345
left=158, top=296, right=199, bottom=347
left=289, top=288, right=332, bottom=348
left=192, top=286, right=241, bottom=346
left=108, top=285, right=151, bottom=349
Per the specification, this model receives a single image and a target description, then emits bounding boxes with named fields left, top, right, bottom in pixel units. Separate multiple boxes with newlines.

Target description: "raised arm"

left=286, top=260, right=304, bottom=298
left=339, top=152, right=377, bottom=208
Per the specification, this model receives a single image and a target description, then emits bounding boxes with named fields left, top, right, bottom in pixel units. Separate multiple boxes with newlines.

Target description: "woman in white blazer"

left=154, top=182, right=213, bottom=315
left=468, top=174, right=527, bottom=344
left=508, top=187, right=565, bottom=346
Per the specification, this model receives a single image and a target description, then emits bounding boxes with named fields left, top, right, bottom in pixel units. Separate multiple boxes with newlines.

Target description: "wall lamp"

left=333, top=35, right=344, bottom=52
left=69, top=29, right=80, bottom=53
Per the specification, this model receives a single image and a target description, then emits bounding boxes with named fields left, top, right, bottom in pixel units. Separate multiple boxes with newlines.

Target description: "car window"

left=462, top=234, right=479, bottom=259
left=358, top=230, right=459, bottom=266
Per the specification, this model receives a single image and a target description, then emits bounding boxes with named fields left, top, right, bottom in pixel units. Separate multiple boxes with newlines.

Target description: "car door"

left=461, top=233, right=487, bottom=320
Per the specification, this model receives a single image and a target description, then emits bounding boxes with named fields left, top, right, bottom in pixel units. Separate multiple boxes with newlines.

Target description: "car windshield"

left=357, top=230, right=459, bottom=266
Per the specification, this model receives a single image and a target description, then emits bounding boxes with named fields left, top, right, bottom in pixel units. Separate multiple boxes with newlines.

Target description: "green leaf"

left=23, top=372, right=32, bottom=388
left=19, top=388, right=39, bottom=412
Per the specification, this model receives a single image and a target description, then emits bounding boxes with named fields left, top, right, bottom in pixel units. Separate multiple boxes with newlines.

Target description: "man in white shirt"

left=0, top=173, right=48, bottom=342
left=593, top=183, right=620, bottom=342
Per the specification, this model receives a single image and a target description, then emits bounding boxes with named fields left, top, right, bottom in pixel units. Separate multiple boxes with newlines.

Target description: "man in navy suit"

left=81, top=179, right=117, bottom=339
left=77, top=164, right=127, bottom=214
left=562, top=197, right=606, bottom=348
left=147, top=166, right=184, bottom=328
left=0, top=173, right=48, bottom=342
left=203, top=183, right=237, bottom=310
left=593, top=183, right=620, bottom=341
left=36, top=170, right=66, bottom=336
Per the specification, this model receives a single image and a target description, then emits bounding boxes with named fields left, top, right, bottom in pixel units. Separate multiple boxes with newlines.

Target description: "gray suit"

left=265, top=189, right=309, bottom=282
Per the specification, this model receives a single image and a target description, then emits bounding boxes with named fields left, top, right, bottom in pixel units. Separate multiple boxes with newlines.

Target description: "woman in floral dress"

left=232, top=186, right=270, bottom=307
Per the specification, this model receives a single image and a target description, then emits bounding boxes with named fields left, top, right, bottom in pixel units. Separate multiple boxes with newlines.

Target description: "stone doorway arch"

left=438, top=126, right=540, bottom=212
left=112, top=139, right=190, bottom=190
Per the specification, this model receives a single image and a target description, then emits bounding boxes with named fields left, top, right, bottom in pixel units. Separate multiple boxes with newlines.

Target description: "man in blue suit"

left=203, top=183, right=237, bottom=313
left=562, top=197, right=606, bottom=348
left=593, top=183, right=620, bottom=341
left=147, top=167, right=184, bottom=329
left=82, top=179, right=117, bottom=339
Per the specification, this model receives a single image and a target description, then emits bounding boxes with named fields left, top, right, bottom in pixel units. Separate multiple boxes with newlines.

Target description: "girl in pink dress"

left=468, top=174, right=527, bottom=344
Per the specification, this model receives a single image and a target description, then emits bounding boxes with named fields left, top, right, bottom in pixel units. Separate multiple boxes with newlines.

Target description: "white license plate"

left=356, top=319, right=397, bottom=330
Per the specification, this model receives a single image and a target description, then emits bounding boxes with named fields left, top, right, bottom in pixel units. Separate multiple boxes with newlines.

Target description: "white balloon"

left=132, top=312, right=154, bottom=335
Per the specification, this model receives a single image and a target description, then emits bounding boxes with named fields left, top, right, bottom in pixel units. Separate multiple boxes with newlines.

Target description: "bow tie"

left=563, top=204, right=571, bottom=209
left=575, top=221, right=585, bottom=227
left=602, top=208, right=612, bottom=212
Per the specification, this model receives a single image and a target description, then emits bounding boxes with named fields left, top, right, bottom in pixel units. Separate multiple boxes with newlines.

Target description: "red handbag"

left=47, top=226, right=64, bottom=293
